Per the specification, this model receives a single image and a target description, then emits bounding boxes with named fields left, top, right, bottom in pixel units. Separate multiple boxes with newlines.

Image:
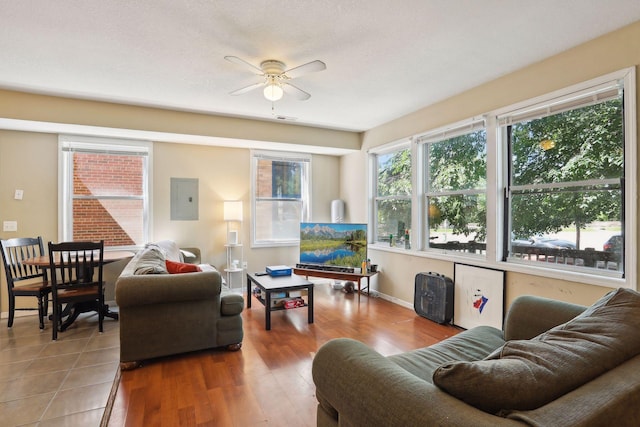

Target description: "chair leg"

left=37, top=295, right=45, bottom=330
left=43, top=293, right=49, bottom=327
left=52, top=303, right=59, bottom=341
left=7, top=294, right=15, bottom=328
left=98, top=296, right=104, bottom=333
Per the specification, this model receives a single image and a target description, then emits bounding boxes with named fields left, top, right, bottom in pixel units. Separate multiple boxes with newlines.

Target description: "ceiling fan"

left=225, top=55, right=326, bottom=102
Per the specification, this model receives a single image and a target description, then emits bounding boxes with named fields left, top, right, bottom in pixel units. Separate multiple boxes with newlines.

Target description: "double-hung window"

left=251, top=150, right=311, bottom=247
left=59, top=136, right=151, bottom=249
left=500, top=77, right=627, bottom=277
left=372, top=142, right=412, bottom=246
left=419, top=120, right=487, bottom=254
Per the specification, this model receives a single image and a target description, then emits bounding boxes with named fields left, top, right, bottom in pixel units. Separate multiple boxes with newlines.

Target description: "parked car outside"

left=603, top=235, right=623, bottom=252
left=511, top=236, right=576, bottom=249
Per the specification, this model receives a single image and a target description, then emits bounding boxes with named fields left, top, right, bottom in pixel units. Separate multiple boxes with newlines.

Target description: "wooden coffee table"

left=247, top=272, right=314, bottom=330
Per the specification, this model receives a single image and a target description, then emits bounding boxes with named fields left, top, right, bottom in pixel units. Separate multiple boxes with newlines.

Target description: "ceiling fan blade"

left=225, top=55, right=263, bottom=73
left=284, top=60, right=326, bottom=79
left=283, top=83, right=311, bottom=101
left=229, top=81, right=265, bottom=96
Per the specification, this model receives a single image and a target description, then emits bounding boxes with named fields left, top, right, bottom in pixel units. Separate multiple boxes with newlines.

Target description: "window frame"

left=416, top=117, right=487, bottom=257
left=250, top=149, right=311, bottom=248
left=58, top=135, right=152, bottom=250
left=494, top=68, right=636, bottom=286
left=369, top=139, right=413, bottom=246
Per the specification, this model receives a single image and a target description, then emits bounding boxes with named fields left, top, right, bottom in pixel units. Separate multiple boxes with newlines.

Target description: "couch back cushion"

left=432, top=288, right=640, bottom=414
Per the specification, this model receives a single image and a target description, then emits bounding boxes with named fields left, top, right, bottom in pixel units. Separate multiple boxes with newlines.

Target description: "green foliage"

left=428, top=131, right=487, bottom=241
left=376, top=148, right=412, bottom=237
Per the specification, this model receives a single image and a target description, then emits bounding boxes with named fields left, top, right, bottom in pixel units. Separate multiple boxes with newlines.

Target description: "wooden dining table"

left=24, top=250, right=134, bottom=331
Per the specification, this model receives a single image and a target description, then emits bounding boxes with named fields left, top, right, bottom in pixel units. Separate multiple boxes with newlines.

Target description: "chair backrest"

left=1, top=237, right=48, bottom=287
left=48, top=241, right=104, bottom=289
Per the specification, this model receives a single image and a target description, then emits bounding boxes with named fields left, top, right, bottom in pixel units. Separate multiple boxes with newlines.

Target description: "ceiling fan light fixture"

left=263, top=83, right=283, bottom=101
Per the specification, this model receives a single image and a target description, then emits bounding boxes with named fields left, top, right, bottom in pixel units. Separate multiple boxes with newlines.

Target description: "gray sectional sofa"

left=312, top=288, right=640, bottom=426
left=115, top=241, right=244, bottom=369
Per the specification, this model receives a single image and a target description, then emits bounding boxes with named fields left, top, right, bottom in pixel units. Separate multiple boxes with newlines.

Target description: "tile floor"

left=0, top=308, right=120, bottom=427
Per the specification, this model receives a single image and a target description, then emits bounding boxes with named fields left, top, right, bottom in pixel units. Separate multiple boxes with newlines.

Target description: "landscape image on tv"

left=299, top=222, right=367, bottom=268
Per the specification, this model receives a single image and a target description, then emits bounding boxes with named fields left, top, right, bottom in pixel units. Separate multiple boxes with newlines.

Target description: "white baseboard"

left=375, top=291, right=413, bottom=310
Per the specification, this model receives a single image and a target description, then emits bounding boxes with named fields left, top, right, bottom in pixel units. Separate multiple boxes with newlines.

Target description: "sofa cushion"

left=133, top=245, right=168, bottom=275
left=432, top=288, right=640, bottom=414
left=389, top=325, right=504, bottom=383
left=166, top=259, right=201, bottom=274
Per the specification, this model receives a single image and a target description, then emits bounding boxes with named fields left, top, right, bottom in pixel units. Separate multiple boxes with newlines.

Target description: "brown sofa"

left=115, top=242, right=244, bottom=369
left=312, top=288, right=640, bottom=426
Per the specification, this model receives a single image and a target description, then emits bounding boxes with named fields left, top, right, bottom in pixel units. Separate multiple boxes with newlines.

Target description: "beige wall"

left=342, top=20, right=640, bottom=308
left=0, top=131, right=340, bottom=312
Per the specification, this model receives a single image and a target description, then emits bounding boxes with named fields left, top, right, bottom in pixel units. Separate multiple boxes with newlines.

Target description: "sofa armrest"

left=116, top=271, right=221, bottom=308
left=504, top=295, right=586, bottom=341
left=312, top=338, right=522, bottom=427
left=180, top=247, right=201, bottom=264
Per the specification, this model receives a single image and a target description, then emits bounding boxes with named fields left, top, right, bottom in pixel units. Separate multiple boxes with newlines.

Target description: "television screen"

left=299, top=222, right=367, bottom=268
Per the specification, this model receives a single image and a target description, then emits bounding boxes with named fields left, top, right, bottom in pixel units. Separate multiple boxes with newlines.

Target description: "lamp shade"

left=223, top=200, right=243, bottom=222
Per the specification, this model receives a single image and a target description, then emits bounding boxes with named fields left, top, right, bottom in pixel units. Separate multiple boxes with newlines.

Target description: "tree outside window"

left=374, top=146, right=411, bottom=246
left=425, top=129, right=487, bottom=252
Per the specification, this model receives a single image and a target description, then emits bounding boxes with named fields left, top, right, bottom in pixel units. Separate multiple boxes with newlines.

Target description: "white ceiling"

left=1, top=0, right=640, bottom=134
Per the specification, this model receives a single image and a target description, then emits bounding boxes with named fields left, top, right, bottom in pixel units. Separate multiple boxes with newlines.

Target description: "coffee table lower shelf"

left=246, top=273, right=314, bottom=331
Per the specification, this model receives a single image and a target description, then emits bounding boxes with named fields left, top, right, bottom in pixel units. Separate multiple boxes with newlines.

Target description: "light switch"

left=3, top=221, right=18, bottom=232
left=14, top=189, right=24, bottom=200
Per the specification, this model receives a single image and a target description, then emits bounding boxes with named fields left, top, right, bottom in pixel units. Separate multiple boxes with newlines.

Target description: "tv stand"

left=293, top=267, right=377, bottom=296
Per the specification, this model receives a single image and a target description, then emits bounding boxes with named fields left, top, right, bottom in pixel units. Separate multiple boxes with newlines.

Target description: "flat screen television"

left=299, top=222, right=367, bottom=268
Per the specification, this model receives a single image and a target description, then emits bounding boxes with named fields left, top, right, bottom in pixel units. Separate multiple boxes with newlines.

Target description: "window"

left=372, top=143, right=412, bottom=247
left=419, top=121, right=487, bottom=255
left=500, top=78, right=627, bottom=277
left=368, top=67, right=636, bottom=288
left=251, top=150, right=310, bottom=247
left=59, top=136, right=151, bottom=249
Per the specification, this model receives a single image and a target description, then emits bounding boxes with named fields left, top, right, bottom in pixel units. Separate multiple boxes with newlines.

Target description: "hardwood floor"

left=107, top=280, right=462, bottom=427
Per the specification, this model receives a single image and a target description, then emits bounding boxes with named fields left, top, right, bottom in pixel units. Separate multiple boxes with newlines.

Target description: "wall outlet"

left=3, top=221, right=18, bottom=232
left=242, top=261, right=248, bottom=269
left=14, top=189, right=24, bottom=200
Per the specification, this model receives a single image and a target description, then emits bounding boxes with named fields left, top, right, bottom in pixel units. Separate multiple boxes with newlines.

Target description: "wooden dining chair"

left=48, top=240, right=105, bottom=340
left=1, top=237, right=51, bottom=329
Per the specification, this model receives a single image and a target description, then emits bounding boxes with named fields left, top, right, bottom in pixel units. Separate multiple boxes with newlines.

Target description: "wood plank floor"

left=107, top=281, right=462, bottom=427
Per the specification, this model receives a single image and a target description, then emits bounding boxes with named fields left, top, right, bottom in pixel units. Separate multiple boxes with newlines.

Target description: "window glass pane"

left=428, top=194, right=486, bottom=252
left=428, top=130, right=486, bottom=192
left=73, top=152, right=144, bottom=196
left=62, top=140, right=149, bottom=249
left=254, top=200, right=302, bottom=242
left=423, top=128, right=487, bottom=255
left=252, top=152, right=310, bottom=246
left=510, top=189, right=622, bottom=272
left=376, top=198, right=411, bottom=247
left=377, top=148, right=411, bottom=197
left=511, top=99, right=623, bottom=186
left=73, top=199, right=144, bottom=246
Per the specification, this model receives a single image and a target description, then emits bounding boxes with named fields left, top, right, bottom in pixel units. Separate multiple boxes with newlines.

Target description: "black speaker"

left=414, top=272, right=454, bottom=324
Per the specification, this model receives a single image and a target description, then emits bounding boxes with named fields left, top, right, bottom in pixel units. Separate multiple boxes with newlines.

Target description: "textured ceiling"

left=1, top=0, right=640, bottom=133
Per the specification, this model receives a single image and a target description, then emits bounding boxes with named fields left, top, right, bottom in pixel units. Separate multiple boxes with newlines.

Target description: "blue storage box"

left=266, top=265, right=292, bottom=277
